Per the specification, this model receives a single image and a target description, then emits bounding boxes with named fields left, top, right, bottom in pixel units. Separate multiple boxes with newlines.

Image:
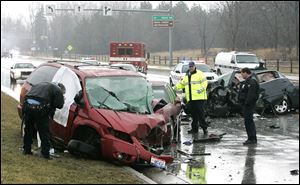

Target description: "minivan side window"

left=27, top=65, right=59, bottom=85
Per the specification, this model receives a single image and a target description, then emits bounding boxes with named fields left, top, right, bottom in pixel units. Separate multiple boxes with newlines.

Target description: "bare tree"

left=219, top=1, right=243, bottom=51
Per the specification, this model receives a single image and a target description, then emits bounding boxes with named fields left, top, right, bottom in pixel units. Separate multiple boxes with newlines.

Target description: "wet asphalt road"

left=1, top=56, right=299, bottom=184
left=136, top=113, right=299, bottom=184
left=139, top=69, right=299, bottom=184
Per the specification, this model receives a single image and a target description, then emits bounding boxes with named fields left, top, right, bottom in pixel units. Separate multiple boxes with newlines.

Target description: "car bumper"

left=11, top=74, right=29, bottom=80
left=101, top=135, right=173, bottom=165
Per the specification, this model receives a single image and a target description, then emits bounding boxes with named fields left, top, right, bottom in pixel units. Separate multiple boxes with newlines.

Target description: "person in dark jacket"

left=238, top=68, right=260, bottom=145
left=22, top=82, right=65, bottom=159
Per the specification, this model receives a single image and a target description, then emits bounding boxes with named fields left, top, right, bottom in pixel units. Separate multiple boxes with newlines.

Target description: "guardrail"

left=22, top=52, right=299, bottom=74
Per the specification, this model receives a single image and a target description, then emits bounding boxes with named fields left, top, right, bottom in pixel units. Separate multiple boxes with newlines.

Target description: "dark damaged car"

left=17, top=61, right=177, bottom=167
left=206, top=69, right=299, bottom=117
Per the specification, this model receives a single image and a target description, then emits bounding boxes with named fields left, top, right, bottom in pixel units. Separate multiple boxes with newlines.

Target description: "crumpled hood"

left=95, top=109, right=166, bottom=139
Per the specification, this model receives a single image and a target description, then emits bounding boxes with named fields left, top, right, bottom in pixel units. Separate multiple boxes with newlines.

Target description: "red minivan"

left=18, top=61, right=181, bottom=167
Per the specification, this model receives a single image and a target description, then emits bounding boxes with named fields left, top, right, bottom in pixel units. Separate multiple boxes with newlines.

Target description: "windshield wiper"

left=99, top=86, right=120, bottom=101
left=95, top=86, right=118, bottom=109
left=96, top=100, right=111, bottom=109
left=97, top=86, right=133, bottom=111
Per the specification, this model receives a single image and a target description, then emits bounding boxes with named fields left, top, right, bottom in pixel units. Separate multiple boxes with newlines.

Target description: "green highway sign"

left=152, top=15, right=174, bottom=27
left=152, top=15, right=174, bottom=21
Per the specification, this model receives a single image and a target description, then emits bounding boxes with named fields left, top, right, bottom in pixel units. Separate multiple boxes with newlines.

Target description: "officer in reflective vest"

left=174, top=61, right=208, bottom=134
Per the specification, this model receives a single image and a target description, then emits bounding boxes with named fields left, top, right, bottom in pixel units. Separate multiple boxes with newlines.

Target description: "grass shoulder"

left=1, top=92, right=145, bottom=184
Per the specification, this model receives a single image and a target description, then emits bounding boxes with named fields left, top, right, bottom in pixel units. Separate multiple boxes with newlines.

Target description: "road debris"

left=193, top=133, right=227, bottom=143
left=177, top=149, right=211, bottom=156
left=182, top=140, right=193, bottom=145
left=269, top=125, right=280, bottom=129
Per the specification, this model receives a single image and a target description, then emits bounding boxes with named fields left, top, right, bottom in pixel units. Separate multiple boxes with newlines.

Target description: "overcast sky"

left=1, top=1, right=218, bottom=22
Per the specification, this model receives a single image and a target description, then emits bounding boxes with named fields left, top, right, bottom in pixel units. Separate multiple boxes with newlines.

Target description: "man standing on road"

left=238, top=68, right=260, bottom=145
left=22, top=82, right=65, bottom=159
left=174, top=61, right=208, bottom=135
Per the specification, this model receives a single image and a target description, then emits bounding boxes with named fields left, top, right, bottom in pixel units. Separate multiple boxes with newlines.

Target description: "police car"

left=169, top=60, right=219, bottom=86
left=10, top=62, right=36, bottom=81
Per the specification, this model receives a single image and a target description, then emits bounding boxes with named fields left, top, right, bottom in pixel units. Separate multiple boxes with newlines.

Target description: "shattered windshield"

left=236, top=55, right=259, bottom=64
left=85, top=76, right=154, bottom=114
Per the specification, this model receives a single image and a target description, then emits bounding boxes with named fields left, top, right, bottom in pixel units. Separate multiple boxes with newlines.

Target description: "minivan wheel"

left=68, top=127, right=101, bottom=159
left=273, top=97, right=290, bottom=115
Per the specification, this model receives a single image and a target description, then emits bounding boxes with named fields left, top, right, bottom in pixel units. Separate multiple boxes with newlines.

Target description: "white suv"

left=169, top=60, right=218, bottom=86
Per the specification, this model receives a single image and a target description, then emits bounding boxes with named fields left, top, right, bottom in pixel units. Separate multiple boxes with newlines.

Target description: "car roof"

left=43, top=61, right=143, bottom=78
left=14, top=61, right=34, bottom=64
left=178, top=61, right=209, bottom=66
left=111, top=63, right=134, bottom=66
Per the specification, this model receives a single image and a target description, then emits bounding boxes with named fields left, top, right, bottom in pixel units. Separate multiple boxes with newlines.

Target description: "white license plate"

left=150, top=156, right=166, bottom=169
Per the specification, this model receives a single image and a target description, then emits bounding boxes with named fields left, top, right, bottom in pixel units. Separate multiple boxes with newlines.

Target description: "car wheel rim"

left=274, top=100, right=288, bottom=113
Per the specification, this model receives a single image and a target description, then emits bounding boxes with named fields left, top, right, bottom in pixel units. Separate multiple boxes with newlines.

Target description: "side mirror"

left=10, top=66, right=13, bottom=69
left=175, top=70, right=180, bottom=74
left=212, top=69, right=216, bottom=72
left=74, top=90, right=84, bottom=107
left=230, top=60, right=235, bottom=64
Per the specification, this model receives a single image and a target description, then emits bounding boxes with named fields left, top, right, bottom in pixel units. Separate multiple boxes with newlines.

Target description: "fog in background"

left=1, top=1, right=299, bottom=59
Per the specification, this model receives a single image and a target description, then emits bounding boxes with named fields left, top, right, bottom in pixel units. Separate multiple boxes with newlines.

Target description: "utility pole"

left=169, top=1, right=173, bottom=67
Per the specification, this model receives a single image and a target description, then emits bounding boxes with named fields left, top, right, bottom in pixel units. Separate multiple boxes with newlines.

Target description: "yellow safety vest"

left=186, top=163, right=207, bottom=184
left=174, top=70, right=208, bottom=102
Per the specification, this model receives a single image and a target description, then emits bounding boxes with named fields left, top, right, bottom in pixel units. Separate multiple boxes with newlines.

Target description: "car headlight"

left=107, top=127, right=133, bottom=143
left=14, top=71, right=21, bottom=75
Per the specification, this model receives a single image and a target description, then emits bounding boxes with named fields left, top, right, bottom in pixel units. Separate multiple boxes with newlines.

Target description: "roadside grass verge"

left=1, top=92, right=144, bottom=184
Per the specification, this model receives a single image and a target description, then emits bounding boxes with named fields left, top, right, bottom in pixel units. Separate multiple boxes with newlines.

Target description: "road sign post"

left=75, top=5, right=84, bottom=13
left=103, top=6, right=112, bottom=16
left=46, top=5, right=55, bottom=16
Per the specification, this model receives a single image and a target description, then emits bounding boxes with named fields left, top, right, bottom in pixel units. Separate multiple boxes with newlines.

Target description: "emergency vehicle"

left=109, top=42, right=148, bottom=74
